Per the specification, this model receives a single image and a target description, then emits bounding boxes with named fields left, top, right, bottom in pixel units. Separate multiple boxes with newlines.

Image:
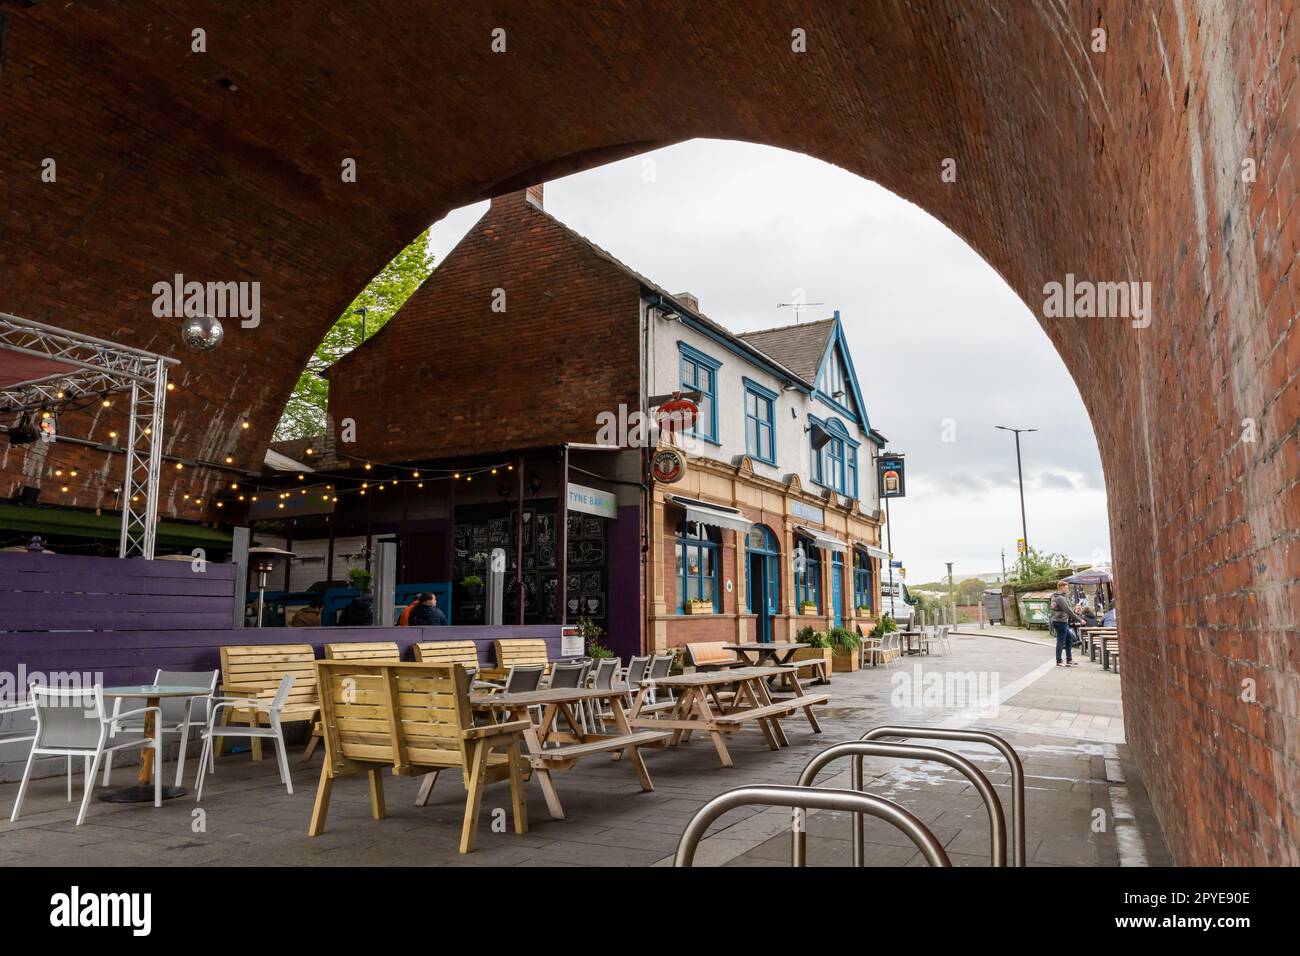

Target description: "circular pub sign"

left=651, top=447, right=687, bottom=483
left=655, top=392, right=699, bottom=433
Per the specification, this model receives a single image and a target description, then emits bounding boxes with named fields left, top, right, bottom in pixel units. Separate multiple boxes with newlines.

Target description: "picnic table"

left=896, top=630, right=929, bottom=656
left=627, top=665, right=828, bottom=768
left=460, top=685, right=671, bottom=820
left=99, top=684, right=213, bottom=803
left=724, top=642, right=824, bottom=687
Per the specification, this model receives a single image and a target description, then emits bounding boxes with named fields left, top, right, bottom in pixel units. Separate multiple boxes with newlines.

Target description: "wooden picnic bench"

left=726, top=641, right=827, bottom=685
left=479, top=638, right=550, bottom=682
left=628, top=665, right=828, bottom=767
left=1084, top=627, right=1118, bottom=663
left=308, top=660, right=529, bottom=853
left=463, top=685, right=672, bottom=820
left=218, top=643, right=322, bottom=761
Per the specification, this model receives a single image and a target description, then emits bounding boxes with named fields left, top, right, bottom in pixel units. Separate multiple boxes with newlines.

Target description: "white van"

left=880, top=578, right=914, bottom=629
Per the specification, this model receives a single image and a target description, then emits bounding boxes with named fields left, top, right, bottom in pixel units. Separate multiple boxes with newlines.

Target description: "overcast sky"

left=426, top=140, right=1110, bottom=584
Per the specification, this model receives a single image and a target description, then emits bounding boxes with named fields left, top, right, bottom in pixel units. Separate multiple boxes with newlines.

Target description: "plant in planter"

left=791, top=625, right=833, bottom=682
left=347, top=567, right=373, bottom=594
left=856, top=605, right=871, bottom=616
left=827, top=625, right=863, bottom=672
left=461, top=574, right=484, bottom=596
left=685, top=598, right=714, bottom=615
left=668, top=646, right=686, bottom=675
left=799, top=601, right=819, bottom=615
left=576, top=616, right=614, bottom=658
left=869, top=614, right=898, bottom=640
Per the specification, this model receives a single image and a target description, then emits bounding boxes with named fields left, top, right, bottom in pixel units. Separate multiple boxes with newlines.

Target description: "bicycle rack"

left=859, top=726, right=1026, bottom=866
left=798, top=740, right=1008, bottom=866
left=673, top=784, right=951, bottom=867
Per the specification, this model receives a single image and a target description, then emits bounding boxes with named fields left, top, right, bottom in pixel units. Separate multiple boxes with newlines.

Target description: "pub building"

left=247, top=183, right=891, bottom=658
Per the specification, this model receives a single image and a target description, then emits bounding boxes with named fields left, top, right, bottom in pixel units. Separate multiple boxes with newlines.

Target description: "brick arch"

left=0, top=2, right=1294, bottom=864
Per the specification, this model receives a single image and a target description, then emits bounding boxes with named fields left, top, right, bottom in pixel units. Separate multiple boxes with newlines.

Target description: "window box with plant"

left=790, top=625, right=833, bottom=683
left=826, top=625, right=863, bottom=672
left=799, top=600, right=819, bottom=615
left=685, top=598, right=715, bottom=615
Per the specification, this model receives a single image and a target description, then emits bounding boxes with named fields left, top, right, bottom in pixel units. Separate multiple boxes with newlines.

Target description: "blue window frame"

left=676, top=520, right=720, bottom=612
left=678, top=342, right=721, bottom=443
left=853, top=550, right=874, bottom=612
left=810, top=416, right=860, bottom=499
left=794, top=535, right=821, bottom=611
left=742, top=378, right=777, bottom=464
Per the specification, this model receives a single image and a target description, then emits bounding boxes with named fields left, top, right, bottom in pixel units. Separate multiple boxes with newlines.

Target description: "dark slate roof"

left=737, top=319, right=836, bottom=383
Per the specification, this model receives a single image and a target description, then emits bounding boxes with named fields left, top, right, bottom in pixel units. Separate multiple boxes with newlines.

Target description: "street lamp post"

left=995, top=425, right=1037, bottom=572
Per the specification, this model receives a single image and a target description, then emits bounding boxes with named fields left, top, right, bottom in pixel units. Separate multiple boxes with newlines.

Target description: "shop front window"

left=794, top=535, right=821, bottom=612
left=853, top=550, right=874, bottom=612
left=676, top=520, right=720, bottom=612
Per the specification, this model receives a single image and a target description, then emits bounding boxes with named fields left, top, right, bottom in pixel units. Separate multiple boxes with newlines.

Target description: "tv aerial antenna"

left=776, top=300, right=825, bottom=323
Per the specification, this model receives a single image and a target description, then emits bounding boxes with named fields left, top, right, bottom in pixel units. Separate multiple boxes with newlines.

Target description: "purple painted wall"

left=605, top=504, right=642, bottom=660
left=0, top=551, right=566, bottom=690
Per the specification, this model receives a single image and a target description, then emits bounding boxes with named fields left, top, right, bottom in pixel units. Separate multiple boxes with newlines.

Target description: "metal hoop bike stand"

left=860, top=726, right=1026, bottom=866
left=673, top=784, right=951, bottom=867
left=798, top=740, right=1008, bottom=866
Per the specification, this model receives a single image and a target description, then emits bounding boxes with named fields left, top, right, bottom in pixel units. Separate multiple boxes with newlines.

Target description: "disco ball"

left=181, top=314, right=224, bottom=352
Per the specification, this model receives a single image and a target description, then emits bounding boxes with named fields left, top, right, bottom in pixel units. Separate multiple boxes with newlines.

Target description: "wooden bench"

left=1085, top=627, right=1118, bottom=662
left=219, top=643, right=322, bottom=761
left=786, top=656, right=829, bottom=684
left=481, top=638, right=550, bottom=682
left=323, top=641, right=401, bottom=661
left=413, top=640, right=482, bottom=675
left=1102, top=633, right=1121, bottom=672
left=719, top=691, right=831, bottom=733
left=308, top=660, right=530, bottom=853
left=685, top=641, right=744, bottom=671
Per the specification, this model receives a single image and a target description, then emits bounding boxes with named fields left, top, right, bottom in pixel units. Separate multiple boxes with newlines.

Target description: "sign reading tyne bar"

left=878, top=453, right=906, bottom=498
left=567, top=482, right=618, bottom=519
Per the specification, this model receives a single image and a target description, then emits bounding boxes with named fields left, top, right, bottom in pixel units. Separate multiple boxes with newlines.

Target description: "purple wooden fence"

left=0, top=550, right=237, bottom=632
left=0, top=552, right=565, bottom=689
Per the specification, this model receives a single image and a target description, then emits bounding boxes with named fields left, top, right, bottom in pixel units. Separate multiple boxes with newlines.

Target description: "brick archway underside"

left=0, top=2, right=1295, bottom=864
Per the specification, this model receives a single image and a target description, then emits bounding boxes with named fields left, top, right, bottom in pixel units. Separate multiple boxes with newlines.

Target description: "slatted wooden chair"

left=482, top=638, right=551, bottom=682
left=307, top=661, right=529, bottom=853
left=684, top=641, right=744, bottom=671
left=413, top=640, right=482, bottom=677
left=218, top=644, right=322, bottom=761
left=324, top=641, right=402, bottom=661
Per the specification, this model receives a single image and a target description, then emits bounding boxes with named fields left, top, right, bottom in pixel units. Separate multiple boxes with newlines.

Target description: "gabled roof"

left=737, top=319, right=836, bottom=383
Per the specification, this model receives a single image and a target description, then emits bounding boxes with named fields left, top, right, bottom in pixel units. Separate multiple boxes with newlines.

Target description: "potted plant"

left=461, top=574, right=484, bottom=597
left=799, top=600, right=818, bottom=615
left=856, top=604, right=871, bottom=616
left=826, top=625, right=863, bottom=672
left=576, top=616, right=614, bottom=658
left=347, top=567, right=372, bottom=594
left=685, top=598, right=714, bottom=615
left=790, top=625, right=833, bottom=683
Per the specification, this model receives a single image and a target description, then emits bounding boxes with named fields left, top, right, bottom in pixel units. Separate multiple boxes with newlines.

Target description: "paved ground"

left=0, top=632, right=1170, bottom=867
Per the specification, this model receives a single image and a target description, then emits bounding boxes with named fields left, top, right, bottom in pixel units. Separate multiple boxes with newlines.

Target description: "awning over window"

left=862, top=544, right=890, bottom=561
left=795, top=525, right=848, bottom=554
left=669, top=496, right=753, bottom=534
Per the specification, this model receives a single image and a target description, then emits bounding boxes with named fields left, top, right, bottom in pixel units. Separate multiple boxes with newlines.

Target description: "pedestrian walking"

left=1050, top=580, right=1082, bottom=667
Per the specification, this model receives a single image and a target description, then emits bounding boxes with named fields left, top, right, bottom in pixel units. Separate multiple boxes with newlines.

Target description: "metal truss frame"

left=0, top=312, right=179, bottom=558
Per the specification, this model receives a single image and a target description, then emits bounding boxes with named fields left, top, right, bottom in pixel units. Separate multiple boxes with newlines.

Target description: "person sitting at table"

left=1102, top=602, right=1117, bottom=627
left=1078, top=604, right=1100, bottom=628
left=407, top=591, right=447, bottom=626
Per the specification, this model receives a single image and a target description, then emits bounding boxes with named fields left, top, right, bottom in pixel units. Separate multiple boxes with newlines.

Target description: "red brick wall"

left=328, top=190, right=642, bottom=461
left=1, top=2, right=1295, bottom=865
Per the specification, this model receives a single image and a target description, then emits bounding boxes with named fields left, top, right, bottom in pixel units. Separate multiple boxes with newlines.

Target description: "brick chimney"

left=674, top=291, right=699, bottom=313
left=525, top=183, right=544, bottom=208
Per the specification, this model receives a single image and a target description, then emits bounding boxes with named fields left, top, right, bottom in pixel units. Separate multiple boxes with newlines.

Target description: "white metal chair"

left=935, top=625, right=953, bottom=655
left=195, top=675, right=295, bottom=800
left=104, top=669, right=218, bottom=787
left=10, top=683, right=162, bottom=825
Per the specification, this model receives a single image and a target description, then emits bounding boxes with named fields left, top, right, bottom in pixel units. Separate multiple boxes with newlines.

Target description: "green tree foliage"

left=274, top=229, right=436, bottom=440
left=1011, top=546, right=1076, bottom=585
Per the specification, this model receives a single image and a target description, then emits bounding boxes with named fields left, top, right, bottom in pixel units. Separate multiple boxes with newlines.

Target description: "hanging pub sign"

left=649, top=390, right=700, bottom=434
left=650, top=446, right=687, bottom=483
left=878, top=452, right=906, bottom=498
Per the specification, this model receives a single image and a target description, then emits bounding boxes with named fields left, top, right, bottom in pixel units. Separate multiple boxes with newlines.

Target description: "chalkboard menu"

left=452, top=499, right=606, bottom=624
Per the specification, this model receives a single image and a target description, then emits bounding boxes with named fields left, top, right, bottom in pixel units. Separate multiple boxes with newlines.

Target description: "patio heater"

left=249, top=546, right=295, bottom=627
